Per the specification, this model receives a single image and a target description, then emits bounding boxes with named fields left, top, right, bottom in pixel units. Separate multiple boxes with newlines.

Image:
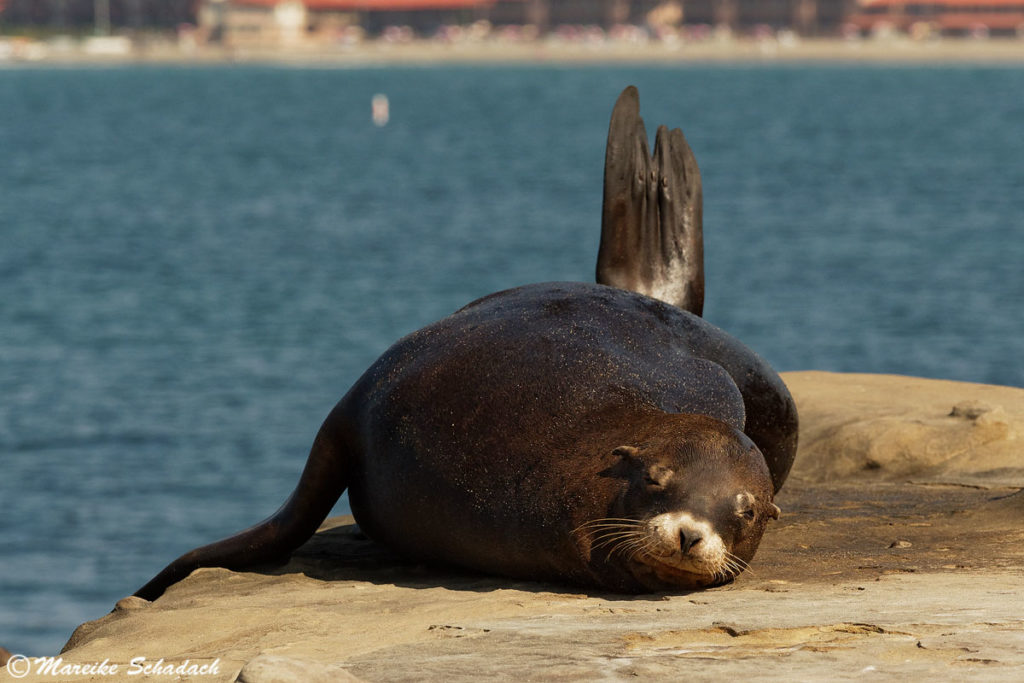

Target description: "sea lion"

left=134, top=86, right=797, bottom=600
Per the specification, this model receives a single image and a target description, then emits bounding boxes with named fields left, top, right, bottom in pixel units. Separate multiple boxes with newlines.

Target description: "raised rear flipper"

left=597, top=86, right=704, bottom=316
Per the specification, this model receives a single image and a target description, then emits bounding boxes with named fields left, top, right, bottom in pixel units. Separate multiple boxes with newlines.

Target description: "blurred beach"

left=4, top=33, right=1024, bottom=65
left=5, top=0, right=1024, bottom=65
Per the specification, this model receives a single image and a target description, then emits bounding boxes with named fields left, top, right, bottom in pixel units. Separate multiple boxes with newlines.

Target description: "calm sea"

left=1, top=64, right=1022, bottom=656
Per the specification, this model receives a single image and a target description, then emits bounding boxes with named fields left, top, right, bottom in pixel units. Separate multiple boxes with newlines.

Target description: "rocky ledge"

left=56, top=372, right=1024, bottom=681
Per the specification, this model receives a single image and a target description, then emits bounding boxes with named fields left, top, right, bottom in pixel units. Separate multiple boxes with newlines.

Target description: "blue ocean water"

left=1, top=64, right=1022, bottom=656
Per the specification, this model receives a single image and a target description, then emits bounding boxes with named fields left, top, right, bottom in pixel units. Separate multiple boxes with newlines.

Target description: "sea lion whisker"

left=602, top=532, right=648, bottom=548
left=719, top=560, right=744, bottom=580
left=591, top=531, right=646, bottom=550
left=626, top=547, right=648, bottom=563
left=622, top=537, right=661, bottom=562
left=624, top=542, right=656, bottom=563
left=575, top=526, right=644, bottom=540
left=581, top=527, right=646, bottom=537
left=573, top=519, right=645, bottom=534
left=596, top=536, right=648, bottom=563
left=616, top=536, right=650, bottom=551
left=608, top=536, right=652, bottom=559
left=578, top=517, right=646, bottom=524
left=724, top=552, right=752, bottom=576
left=573, top=519, right=647, bottom=546
left=589, top=529, right=645, bottom=539
left=589, top=532, right=643, bottom=552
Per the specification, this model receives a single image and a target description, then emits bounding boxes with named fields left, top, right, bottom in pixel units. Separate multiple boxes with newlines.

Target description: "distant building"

left=482, top=2, right=859, bottom=36
left=195, top=0, right=867, bottom=42
left=198, top=0, right=503, bottom=47
left=23, top=0, right=1017, bottom=41
left=844, top=1, right=1024, bottom=36
left=0, top=0, right=196, bottom=30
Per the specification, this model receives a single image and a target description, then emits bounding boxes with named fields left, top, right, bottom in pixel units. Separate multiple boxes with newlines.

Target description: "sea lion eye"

left=735, top=492, right=756, bottom=521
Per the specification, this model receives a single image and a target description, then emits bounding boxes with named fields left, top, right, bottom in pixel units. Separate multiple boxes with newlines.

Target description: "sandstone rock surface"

left=55, top=372, right=1024, bottom=681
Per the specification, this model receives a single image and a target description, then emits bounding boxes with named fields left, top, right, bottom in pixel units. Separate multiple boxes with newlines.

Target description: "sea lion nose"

left=680, top=530, right=702, bottom=553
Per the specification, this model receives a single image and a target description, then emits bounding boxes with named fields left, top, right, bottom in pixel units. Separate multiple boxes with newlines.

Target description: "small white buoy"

left=372, top=94, right=390, bottom=127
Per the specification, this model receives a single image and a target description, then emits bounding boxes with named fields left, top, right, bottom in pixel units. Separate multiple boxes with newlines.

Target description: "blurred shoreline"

left=4, top=36, right=1024, bottom=67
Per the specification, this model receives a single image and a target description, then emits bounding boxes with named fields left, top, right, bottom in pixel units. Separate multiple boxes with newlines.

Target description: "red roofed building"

left=845, top=1, right=1024, bottom=36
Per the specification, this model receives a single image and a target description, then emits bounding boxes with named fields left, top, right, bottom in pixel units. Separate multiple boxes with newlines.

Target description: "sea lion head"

left=577, top=414, right=780, bottom=592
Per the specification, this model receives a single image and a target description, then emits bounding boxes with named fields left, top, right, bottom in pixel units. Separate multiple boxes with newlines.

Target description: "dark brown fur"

left=134, top=88, right=797, bottom=601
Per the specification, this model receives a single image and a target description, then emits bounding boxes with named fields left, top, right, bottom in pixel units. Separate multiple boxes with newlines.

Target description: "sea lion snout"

left=679, top=528, right=702, bottom=553
left=650, top=511, right=726, bottom=564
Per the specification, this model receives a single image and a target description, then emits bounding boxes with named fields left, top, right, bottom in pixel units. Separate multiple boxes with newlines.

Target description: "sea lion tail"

left=133, top=412, right=351, bottom=601
left=597, top=85, right=704, bottom=316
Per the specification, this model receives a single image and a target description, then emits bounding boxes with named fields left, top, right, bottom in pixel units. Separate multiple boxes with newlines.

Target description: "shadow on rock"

left=267, top=516, right=696, bottom=603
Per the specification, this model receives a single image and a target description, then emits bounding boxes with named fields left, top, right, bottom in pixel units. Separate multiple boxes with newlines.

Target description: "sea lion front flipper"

left=133, top=410, right=352, bottom=601
left=597, top=86, right=704, bottom=316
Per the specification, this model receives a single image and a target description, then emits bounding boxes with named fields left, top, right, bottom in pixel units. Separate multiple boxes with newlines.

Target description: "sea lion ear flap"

left=601, top=446, right=644, bottom=479
left=768, top=503, right=781, bottom=520
left=613, top=445, right=647, bottom=470
left=612, top=445, right=641, bottom=463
